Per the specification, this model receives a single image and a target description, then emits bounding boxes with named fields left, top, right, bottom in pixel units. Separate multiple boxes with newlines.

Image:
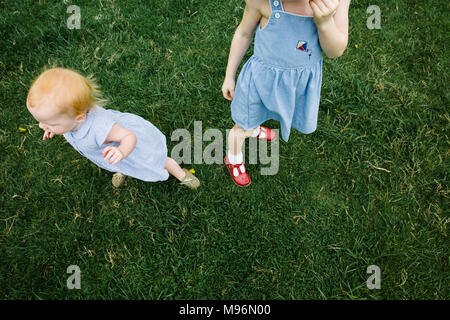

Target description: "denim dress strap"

left=270, top=0, right=283, bottom=11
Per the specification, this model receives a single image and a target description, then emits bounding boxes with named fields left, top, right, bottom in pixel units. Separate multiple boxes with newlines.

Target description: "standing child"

left=26, top=68, right=200, bottom=189
left=222, top=0, right=350, bottom=186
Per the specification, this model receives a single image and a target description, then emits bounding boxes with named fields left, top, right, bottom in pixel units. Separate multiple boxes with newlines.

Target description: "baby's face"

left=27, top=102, right=82, bottom=135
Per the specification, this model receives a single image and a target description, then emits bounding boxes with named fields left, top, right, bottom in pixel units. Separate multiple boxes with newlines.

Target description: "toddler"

left=26, top=68, right=200, bottom=189
left=222, top=0, right=350, bottom=186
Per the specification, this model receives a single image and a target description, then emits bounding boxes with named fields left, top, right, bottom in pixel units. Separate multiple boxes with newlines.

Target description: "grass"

left=0, top=0, right=448, bottom=299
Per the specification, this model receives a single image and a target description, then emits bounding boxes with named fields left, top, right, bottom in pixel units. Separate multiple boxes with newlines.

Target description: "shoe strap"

left=230, top=163, right=246, bottom=177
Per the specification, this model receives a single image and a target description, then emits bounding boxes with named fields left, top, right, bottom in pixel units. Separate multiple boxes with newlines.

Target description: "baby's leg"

left=165, top=157, right=200, bottom=189
left=165, top=157, right=186, bottom=181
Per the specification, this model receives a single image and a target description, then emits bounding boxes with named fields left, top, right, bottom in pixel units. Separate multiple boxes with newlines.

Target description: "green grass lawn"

left=0, top=0, right=448, bottom=299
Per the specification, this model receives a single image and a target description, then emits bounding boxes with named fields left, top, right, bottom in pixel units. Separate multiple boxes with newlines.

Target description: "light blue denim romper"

left=63, top=106, right=169, bottom=182
left=231, top=0, right=323, bottom=141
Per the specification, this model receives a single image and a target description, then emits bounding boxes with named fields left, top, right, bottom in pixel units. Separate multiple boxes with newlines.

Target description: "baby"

left=26, top=67, right=200, bottom=189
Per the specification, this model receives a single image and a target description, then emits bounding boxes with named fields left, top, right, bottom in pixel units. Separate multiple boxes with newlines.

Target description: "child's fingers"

left=110, top=153, right=122, bottom=165
left=108, top=150, right=117, bottom=164
left=103, top=147, right=123, bottom=164
left=309, top=1, right=323, bottom=16
left=313, top=0, right=328, bottom=15
left=222, top=89, right=229, bottom=100
left=321, top=0, right=338, bottom=13
left=111, top=154, right=121, bottom=165
left=108, top=152, right=117, bottom=164
left=103, top=148, right=115, bottom=161
left=107, top=151, right=116, bottom=162
left=103, top=146, right=113, bottom=158
left=49, top=132, right=55, bottom=139
left=223, top=88, right=233, bottom=101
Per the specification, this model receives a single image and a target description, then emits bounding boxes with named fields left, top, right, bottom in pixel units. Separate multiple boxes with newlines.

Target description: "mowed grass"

left=0, top=0, right=448, bottom=299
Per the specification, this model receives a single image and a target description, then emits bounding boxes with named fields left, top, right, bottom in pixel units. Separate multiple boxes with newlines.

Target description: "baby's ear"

left=75, top=113, right=87, bottom=122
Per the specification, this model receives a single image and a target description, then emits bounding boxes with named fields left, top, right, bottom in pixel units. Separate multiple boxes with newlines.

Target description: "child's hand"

left=309, top=0, right=339, bottom=27
left=103, top=146, right=124, bottom=165
left=222, top=77, right=236, bottom=101
left=42, top=130, right=55, bottom=140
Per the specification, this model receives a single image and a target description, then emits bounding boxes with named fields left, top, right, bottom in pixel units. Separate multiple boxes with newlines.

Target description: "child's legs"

left=165, top=157, right=185, bottom=181
left=227, top=123, right=258, bottom=155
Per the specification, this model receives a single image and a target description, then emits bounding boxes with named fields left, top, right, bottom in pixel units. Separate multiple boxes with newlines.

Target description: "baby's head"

left=27, top=68, right=103, bottom=135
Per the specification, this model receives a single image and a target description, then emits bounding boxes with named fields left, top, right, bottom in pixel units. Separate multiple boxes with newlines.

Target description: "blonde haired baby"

left=26, top=67, right=199, bottom=189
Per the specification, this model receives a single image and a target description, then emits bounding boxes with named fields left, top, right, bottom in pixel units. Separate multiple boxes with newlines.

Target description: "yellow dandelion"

left=354, top=44, right=359, bottom=48
left=19, top=127, right=27, bottom=132
left=189, top=168, right=195, bottom=174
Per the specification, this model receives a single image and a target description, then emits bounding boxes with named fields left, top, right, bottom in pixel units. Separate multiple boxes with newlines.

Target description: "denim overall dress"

left=231, top=0, right=323, bottom=141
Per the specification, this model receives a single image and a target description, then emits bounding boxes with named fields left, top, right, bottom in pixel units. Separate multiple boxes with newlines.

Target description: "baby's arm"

left=310, top=0, right=350, bottom=58
left=102, top=124, right=137, bottom=165
left=222, top=0, right=263, bottom=100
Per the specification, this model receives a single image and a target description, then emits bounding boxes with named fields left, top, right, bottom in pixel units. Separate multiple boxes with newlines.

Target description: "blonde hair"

left=27, top=67, right=105, bottom=116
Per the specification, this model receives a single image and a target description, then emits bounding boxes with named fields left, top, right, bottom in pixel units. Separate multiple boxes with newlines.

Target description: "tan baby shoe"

left=180, top=168, right=200, bottom=190
left=112, top=172, right=126, bottom=188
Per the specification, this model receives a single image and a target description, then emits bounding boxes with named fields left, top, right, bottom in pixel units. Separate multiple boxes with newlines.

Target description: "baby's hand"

left=309, top=0, right=339, bottom=27
left=43, top=130, right=55, bottom=141
left=222, top=77, right=236, bottom=101
left=103, top=146, right=124, bottom=165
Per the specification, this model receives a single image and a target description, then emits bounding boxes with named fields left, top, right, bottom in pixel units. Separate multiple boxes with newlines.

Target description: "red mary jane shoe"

left=224, top=156, right=251, bottom=187
left=255, top=126, right=276, bottom=141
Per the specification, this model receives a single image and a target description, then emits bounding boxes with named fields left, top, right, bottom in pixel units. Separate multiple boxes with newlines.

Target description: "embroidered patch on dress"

left=297, top=40, right=313, bottom=57
left=297, top=40, right=308, bottom=51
